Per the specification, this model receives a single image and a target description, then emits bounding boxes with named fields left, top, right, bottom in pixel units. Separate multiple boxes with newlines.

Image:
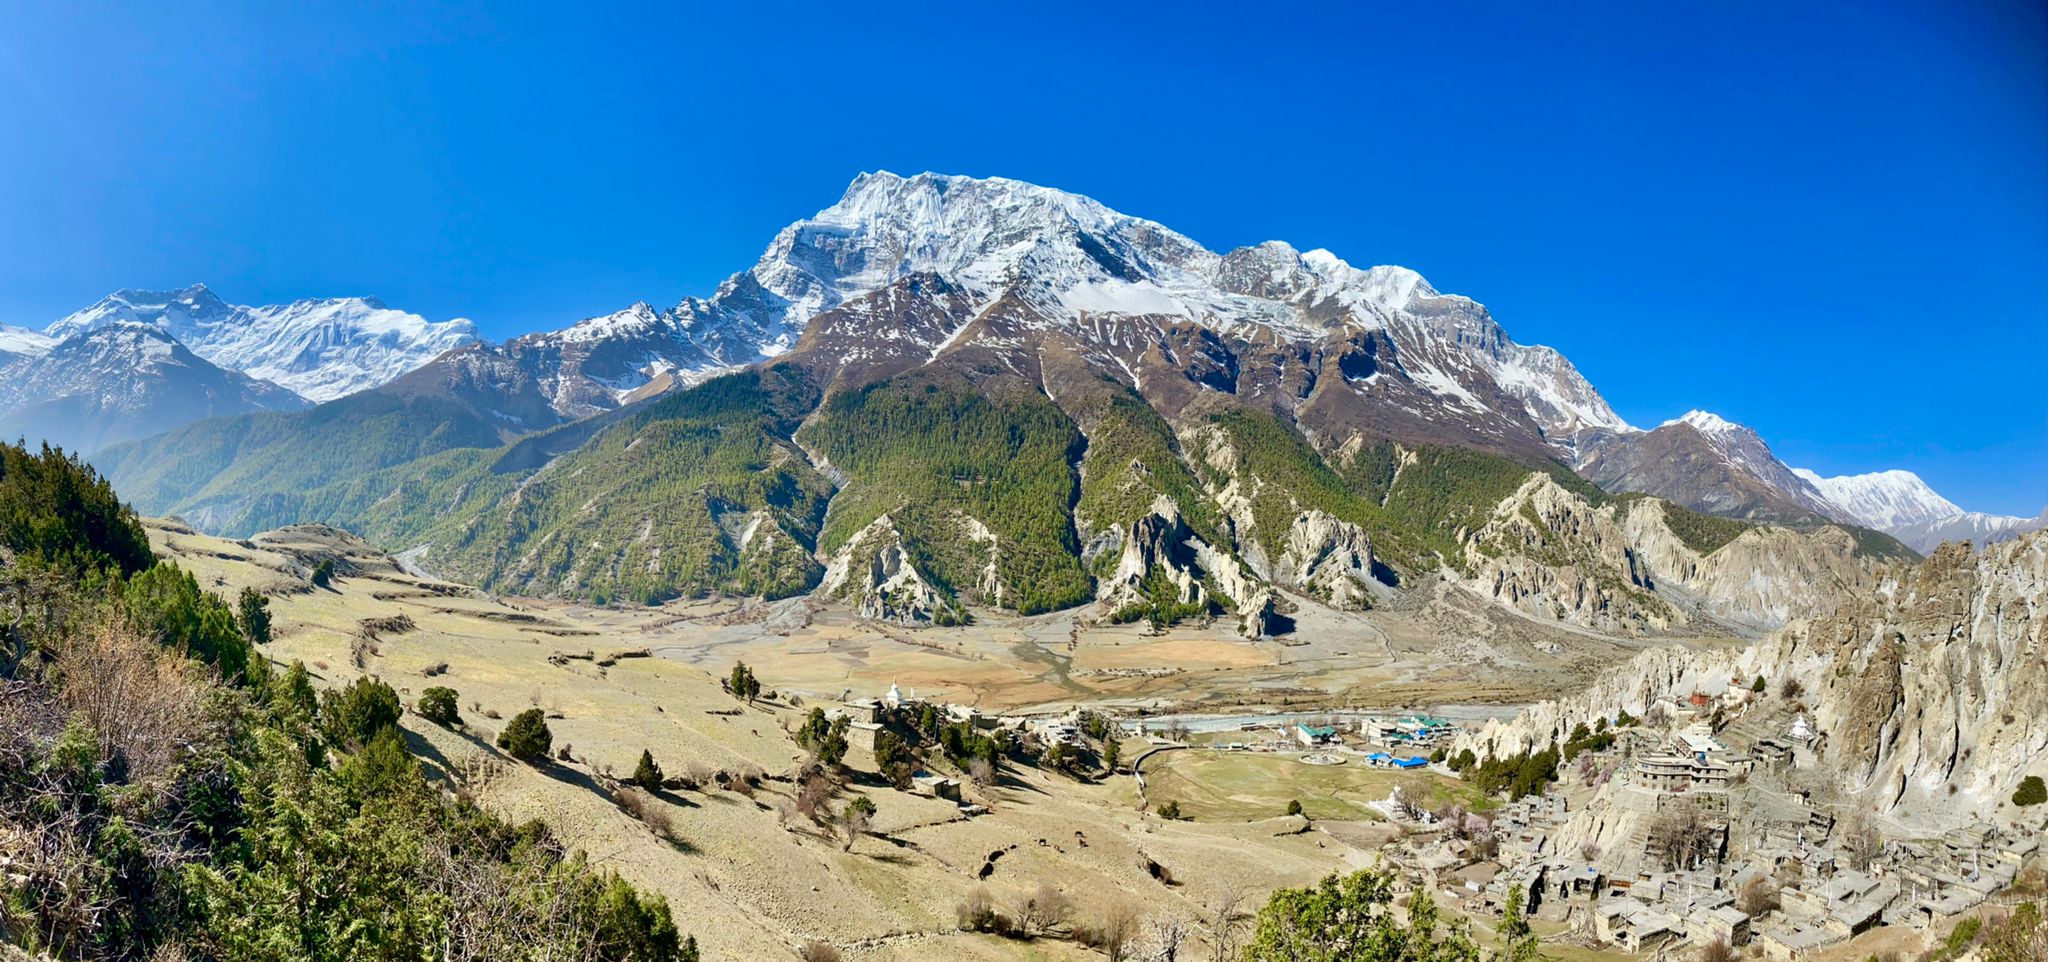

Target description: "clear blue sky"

left=3, top=1, right=2043, bottom=515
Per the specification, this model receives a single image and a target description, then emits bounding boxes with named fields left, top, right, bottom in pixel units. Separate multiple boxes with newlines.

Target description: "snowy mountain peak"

left=555, top=302, right=666, bottom=343
left=1667, top=409, right=1746, bottom=437
left=653, top=171, right=1631, bottom=441
left=1793, top=468, right=1964, bottom=529
left=48, top=283, right=236, bottom=341
left=40, top=285, right=476, bottom=402
left=0, top=320, right=307, bottom=454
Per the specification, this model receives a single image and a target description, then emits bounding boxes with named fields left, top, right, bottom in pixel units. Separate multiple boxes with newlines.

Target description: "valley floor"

left=532, top=576, right=1748, bottom=719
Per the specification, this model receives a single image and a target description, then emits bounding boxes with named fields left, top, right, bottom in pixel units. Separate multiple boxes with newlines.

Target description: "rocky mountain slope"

left=0, top=323, right=308, bottom=453
left=1458, top=474, right=1891, bottom=635
left=1574, top=411, right=1839, bottom=523
left=1456, top=529, right=2048, bottom=823
left=46, top=283, right=477, bottom=401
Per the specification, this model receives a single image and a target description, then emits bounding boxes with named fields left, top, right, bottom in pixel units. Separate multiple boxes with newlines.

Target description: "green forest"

left=799, top=372, right=1093, bottom=615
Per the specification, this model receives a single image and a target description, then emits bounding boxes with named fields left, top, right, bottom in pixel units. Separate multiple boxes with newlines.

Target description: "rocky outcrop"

left=1094, top=498, right=1277, bottom=637
left=819, top=516, right=961, bottom=625
left=1456, top=532, right=2048, bottom=824
left=1798, top=536, right=2048, bottom=818
left=1276, top=509, right=1379, bottom=609
left=1460, top=475, right=1876, bottom=636
left=1462, top=475, right=1677, bottom=635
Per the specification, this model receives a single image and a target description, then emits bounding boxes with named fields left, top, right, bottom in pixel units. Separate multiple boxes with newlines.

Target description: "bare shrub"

left=614, top=786, right=675, bottom=839
left=796, top=772, right=833, bottom=824
left=967, top=756, right=996, bottom=789
left=1088, top=899, right=1140, bottom=961
left=1207, top=885, right=1250, bottom=962
left=955, top=885, right=1009, bottom=934
left=1695, top=937, right=1734, bottom=962
left=1737, top=876, right=1780, bottom=917
left=1651, top=800, right=1721, bottom=870
left=1836, top=810, right=1882, bottom=870
left=53, top=618, right=215, bottom=784
left=796, top=941, right=840, bottom=962
left=1013, top=880, right=1071, bottom=937
left=1135, top=912, right=1193, bottom=961
left=687, top=761, right=717, bottom=789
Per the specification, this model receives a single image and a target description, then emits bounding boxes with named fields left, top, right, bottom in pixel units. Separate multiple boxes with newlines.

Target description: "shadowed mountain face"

left=1573, top=414, right=1837, bottom=524
left=93, top=172, right=1913, bottom=635
left=0, top=323, right=308, bottom=454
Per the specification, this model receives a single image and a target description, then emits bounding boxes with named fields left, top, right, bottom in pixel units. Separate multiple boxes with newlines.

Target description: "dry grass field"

left=147, top=519, right=1732, bottom=961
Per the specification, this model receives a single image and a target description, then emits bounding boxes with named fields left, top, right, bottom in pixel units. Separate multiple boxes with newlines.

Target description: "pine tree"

left=633, top=749, right=665, bottom=791
left=236, top=587, right=272, bottom=646
left=498, top=708, right=553, bottom=762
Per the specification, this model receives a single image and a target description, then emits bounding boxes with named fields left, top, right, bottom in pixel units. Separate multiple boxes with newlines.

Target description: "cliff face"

left=1802, top=536, right=2047, bottom=816
left=1458, top=475, right=1877, bottom=636
left=1455, top=531, right=2048, bottom=822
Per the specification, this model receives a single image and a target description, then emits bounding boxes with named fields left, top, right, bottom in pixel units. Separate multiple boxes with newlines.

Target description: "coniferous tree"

left=499, top=708, right=554, bottom=762
left=236, top=587, right=273, bottom=646
left=417, top=686, right=460, bottom=726
left=633, top=750, right=665, bottom=791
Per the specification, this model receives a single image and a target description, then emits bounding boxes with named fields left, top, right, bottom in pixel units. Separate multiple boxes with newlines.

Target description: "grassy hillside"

left=799, top=372, right=1092, bottom=615
left=421, top=365, right=833, bottom=605
left=228, top=444, right=511, bottom=545
left=94, top=390, right=512, bottom=521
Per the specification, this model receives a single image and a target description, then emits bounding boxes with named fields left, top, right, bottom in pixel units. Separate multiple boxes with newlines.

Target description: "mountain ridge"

left=46, top=282, right=478, bottom=402
left=0, top=322, right=309, bottom=453
left=82, top=171, right=1929, bottom=637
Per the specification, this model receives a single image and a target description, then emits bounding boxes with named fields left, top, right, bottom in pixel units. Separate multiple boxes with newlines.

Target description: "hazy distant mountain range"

left=5, top=173, right=2035, bottom=627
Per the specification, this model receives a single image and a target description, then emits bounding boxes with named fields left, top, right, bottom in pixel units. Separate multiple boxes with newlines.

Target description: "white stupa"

left=1789, top=713, right=1813, bottom=741
left=884, top=682, right=903, bottom=708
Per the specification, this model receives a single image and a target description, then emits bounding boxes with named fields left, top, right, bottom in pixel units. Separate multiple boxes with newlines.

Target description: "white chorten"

left=1789, top=713, right=1812, bottom=740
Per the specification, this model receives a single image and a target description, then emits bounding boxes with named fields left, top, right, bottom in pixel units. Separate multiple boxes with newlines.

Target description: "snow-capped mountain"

left=89, top=171, right=1931, bottom=631
left=740, top=172, right=1631, bottom=442
left=1791, top=468, right=1961, bottom=528
left=0, top=322, right=308, bottom=453
left=402, top=170, right=1627, bottom=451
left=0, top=324, right=55, bottom=360
left=47, top=284, right=476, bottom=401
left=1793, top=467, right=2046, bottom=553
left=1886, top=509, right=2048, bottom=555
